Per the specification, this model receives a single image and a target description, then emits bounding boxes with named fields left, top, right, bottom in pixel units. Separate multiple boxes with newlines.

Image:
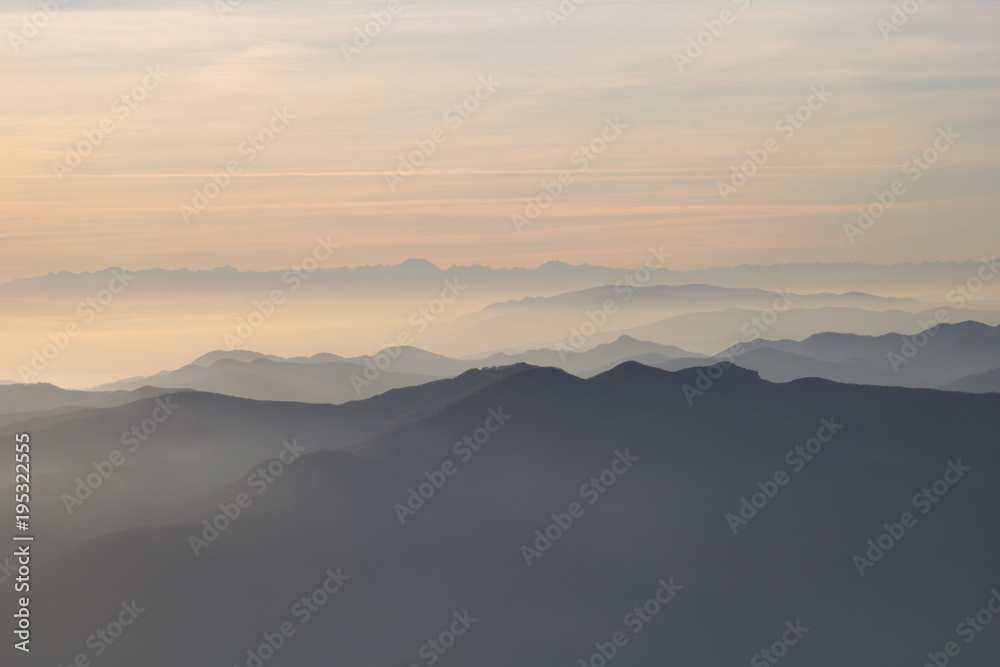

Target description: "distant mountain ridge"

left=2, top=316, right=994, bottom=406
left=703, top=320, right=1000, bottom=389
left=601, top=305, right=1000, bottom=354
left=0, top=383, right=175, bottom=415
left=944, top=367, right=1000, bottom=393
left=3, top=260, right=998, bottom=387
left=6, top=259, right=1000, bottom=298
left=88, top=337, right=702, bottom=400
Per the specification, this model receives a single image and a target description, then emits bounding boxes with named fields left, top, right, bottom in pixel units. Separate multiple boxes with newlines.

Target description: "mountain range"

left=20, top=321, right=992, bottom=403
left=6, top=259, right=1000, bottom=299
left=4, top=362, right=998, bottom=666
left=3, top=261, right=999, bottom=387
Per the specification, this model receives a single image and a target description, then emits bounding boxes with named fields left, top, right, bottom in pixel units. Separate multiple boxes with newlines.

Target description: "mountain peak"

left=538, top=260, right=574, bottom=270
left=394, top=258, right=443, bottom=271
left=592, top=360, right=762, bottom=389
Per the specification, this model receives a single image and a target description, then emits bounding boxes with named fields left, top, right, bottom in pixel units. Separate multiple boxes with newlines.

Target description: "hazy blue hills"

left=88, top=337, right=701, bottom=400
left=0, top=382, right=174, bottom=415
left=724, top=321, right=1000, bottom=388
left=944, top=366, right=1000, bottom=393
left=77, top=322, right=1000, bottom=404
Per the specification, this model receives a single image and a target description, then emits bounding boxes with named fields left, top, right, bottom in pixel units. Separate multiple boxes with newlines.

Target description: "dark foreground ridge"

left=4, top=360, right=998, bottom=665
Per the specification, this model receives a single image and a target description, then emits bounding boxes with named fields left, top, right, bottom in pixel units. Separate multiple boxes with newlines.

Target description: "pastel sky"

left=1, top=0, right=997, bottom=283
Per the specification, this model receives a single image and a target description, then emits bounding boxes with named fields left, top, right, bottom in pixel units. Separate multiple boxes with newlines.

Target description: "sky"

left=0, top=0, right=998, bottom=284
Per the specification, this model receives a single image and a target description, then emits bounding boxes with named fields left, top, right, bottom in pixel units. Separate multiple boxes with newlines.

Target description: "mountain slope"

left=89, top=338, right=702, bottom=400
left=429, top=284, right=933, bottom=353
left=0, top=383, right=173, bottom=415
left=472, top=335, right=701, bottom=377
left=14, top=363, right=1000, bottom=666
left=0, top=365, right=535, bottom=550
left=610, top=306, right=1000, bottom=354
left=944, top=367, right=1000, bottom=393
left=724, top=321, right=1000, bottom=388
left=92, top=355, right=444, bottom=402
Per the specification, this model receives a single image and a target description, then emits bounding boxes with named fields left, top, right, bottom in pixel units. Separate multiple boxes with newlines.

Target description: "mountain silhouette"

left=10, top=362, right=1000, bottom=666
